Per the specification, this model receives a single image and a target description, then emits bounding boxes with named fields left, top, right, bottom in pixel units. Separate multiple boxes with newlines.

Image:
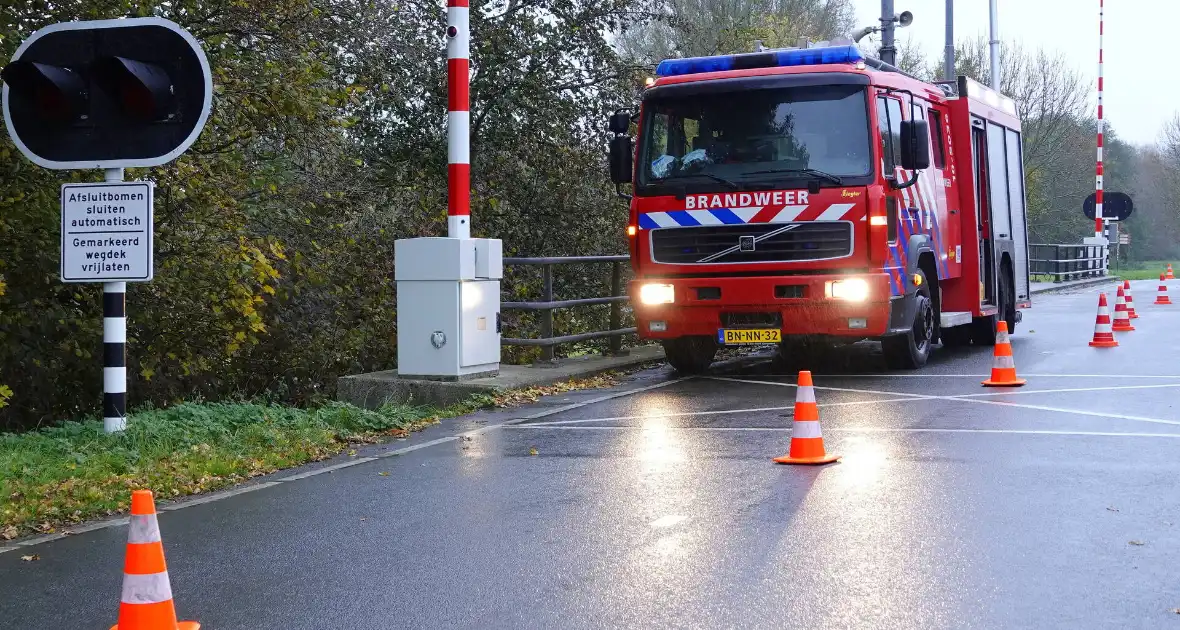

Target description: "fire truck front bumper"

left=631, top=273, right=895, bottom=340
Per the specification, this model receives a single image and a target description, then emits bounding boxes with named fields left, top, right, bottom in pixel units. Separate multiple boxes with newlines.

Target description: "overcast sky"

left=852, top=0, right=1175, bottom=146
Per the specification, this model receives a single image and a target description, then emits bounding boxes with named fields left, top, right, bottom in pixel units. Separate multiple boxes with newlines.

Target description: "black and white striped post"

left=103, top=167, right=127, bottom=433
left=103, top=281, right=127, bottom=432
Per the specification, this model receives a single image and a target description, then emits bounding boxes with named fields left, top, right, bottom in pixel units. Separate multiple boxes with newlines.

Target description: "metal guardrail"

left=1029, top=243, right=1108, bottom=282
left=501, top=255, right=634, bottom=361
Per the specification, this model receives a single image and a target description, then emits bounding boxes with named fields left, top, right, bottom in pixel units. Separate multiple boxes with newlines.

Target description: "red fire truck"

left=608, top=44, right=1030, bottom=372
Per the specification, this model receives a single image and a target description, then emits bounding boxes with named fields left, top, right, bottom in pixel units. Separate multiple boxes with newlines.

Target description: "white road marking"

left=958, top=383, right=1180, bottom=398
left=277, top=459, right=377, bottom=481
left=799, top=373, right=1180, bottom=379
left=705, top=375, right=1180, bottom=427
left=504, top=425, right=1180, bottom=439
left=945, top=397, right=1180, bottom=427
left=649, top=515, right=686, bottom=528
left=705, top=375, right=936, bottom=399
left=522, top=397, right=932, bottom=428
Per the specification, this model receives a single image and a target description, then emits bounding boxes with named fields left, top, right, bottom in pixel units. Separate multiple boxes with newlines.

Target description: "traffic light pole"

left=102, top=168, right=128, bottom=433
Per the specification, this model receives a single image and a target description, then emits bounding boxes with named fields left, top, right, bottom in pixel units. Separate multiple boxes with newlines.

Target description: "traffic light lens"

left=119, top=76, right=156, bottom=120
left=0, top=61, right=87, bottom=123
left=95, top=57, right=174, bottom=121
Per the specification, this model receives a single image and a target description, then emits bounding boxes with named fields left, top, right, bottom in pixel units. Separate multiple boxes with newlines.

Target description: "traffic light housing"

left=1, top=17, right=211, bottom=169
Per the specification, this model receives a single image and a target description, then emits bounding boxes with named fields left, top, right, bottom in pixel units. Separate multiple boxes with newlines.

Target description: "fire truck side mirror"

left=608, top=110, right=631, bottom=135
left=900, top=119, right=931, bottom=171
left=609, top=135, right=633, bottom=184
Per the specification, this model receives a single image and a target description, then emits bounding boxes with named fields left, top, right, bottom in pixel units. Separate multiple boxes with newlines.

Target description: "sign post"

left=3, top=17, right=211, bottom=432
left=60, top=170, right=154, bottom=431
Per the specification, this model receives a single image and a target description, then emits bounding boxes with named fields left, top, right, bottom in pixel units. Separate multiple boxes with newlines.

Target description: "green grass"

left=0, top=401, right=440, bottom=540
left=1112, top=260, right=1176, bottom=281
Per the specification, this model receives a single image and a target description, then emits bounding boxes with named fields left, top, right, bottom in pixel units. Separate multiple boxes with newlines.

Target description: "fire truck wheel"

left=661, top=337, right=718, bottom=375
left=1002, top=264, right=1018, bottom=334
left=883, top=270, right=934, bottom=369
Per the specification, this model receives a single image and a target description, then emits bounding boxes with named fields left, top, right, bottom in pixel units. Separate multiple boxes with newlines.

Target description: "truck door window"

left=928, top=108, right=947, bottom=168
left=877, top=95, right=903, bottom=243
left=875, top=96, right=903, bottom=172
left=986, top=122, right=1012, bottom=239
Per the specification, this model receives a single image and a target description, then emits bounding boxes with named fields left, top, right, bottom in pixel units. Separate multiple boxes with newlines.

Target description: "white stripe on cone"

left=795, top=386, right=816, bottom=403
left=791, top=420, right=823, bottom=438
left=120, top=571, right=174, bottom=605
left=128, top=514, right=162, bottom=544
left=993, top=355, right=1015, bottom=369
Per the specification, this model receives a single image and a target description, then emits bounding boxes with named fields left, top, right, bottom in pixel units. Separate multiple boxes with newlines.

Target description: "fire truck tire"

left=662, top=337, right=718, bottom=375
left=883, top=270, right=934, bottom=369
left=1001, top=262, right=1018, bottom=334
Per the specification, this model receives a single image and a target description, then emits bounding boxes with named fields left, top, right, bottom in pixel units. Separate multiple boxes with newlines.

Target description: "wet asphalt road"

left=4, top=280, right=1180, bottom=629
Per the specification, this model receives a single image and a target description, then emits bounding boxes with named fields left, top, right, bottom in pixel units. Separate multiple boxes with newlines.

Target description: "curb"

left=336, top=345, right=665, bottom=410
left=1030, top=276, right=1114, bottom=296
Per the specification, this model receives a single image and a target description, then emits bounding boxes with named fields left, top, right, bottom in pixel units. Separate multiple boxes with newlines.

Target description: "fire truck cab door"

left=970, top=117, right=995, bottom=307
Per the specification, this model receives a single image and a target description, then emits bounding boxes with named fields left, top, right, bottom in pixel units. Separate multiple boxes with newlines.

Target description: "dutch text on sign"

left=61, top=182, right=154, bottom=282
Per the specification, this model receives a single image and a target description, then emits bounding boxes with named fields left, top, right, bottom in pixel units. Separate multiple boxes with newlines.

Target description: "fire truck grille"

left=649, top=222, right=853, bottom=265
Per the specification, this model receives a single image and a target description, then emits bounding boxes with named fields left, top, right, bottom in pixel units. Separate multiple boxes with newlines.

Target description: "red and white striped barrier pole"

left=447, top=0, right=471, bottom=239
left=1094, top=0, right=1105, bottom=239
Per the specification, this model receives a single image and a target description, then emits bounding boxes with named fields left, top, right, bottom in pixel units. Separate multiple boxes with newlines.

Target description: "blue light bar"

left=655, top=44, right=864, bottom=78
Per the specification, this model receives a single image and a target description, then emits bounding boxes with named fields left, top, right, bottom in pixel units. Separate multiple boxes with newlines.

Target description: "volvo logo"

left=738, top=235, right=756, bottom=252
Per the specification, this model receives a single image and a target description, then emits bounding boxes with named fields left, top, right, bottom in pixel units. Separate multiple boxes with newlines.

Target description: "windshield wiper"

left=742, top=167, right=844, bottom=186
left=669, top=171, right=741, bottom=189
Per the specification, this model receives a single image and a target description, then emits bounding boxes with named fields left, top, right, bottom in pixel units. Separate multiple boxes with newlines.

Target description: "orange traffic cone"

left=1123, top=280, right=1139, bottom=319
left=982, top=321, right=1025, bottom=387
left=1155, top=274, right=1173, bottom=305
left=1112, top=285, right=1135, bottom=332
left=773, top=371, right=840, bottom=465
left=1089, top=293, right=1119, bottom=348
left=1168, top=264, right=1175, bottom=280
left=111, top=490, right=199, bottom=630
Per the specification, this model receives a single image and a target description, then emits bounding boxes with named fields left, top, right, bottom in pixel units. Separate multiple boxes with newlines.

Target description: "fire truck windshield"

left=637, top=84, right=871, bottom=193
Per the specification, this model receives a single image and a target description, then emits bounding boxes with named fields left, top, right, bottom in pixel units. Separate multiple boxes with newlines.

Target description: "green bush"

left=0, top=0, right=637, bottom=431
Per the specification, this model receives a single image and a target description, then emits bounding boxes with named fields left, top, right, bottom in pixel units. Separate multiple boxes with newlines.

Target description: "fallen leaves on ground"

left=347, top=449, right=357, bottom=457
left=528, top=447, right=539, bottom=456
left=1172, top=608, right=1180, bottom=615
left=1129, top=540, right=1145, bottom=546
left=491, top=373, right=621, bottom=408
left=1107, top=507, right=1119, bottom=512
left=1, top=525, right=17, bottom=540
left=20, top=555, right=38, bottom=562
left=377, top=471, right=390, bottom=476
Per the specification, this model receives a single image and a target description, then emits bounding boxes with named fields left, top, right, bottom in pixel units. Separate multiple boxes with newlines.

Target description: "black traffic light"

left=1, top=17, right=211, bottom=169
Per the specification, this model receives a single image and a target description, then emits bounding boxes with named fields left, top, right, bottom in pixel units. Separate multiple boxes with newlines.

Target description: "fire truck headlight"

left=829, top=278, right=870, bottom=302
left=639, top=283, right=675, bottom=305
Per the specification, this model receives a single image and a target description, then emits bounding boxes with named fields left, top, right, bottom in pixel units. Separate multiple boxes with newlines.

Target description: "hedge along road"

left=3, top=280, right=1180, bottom=629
